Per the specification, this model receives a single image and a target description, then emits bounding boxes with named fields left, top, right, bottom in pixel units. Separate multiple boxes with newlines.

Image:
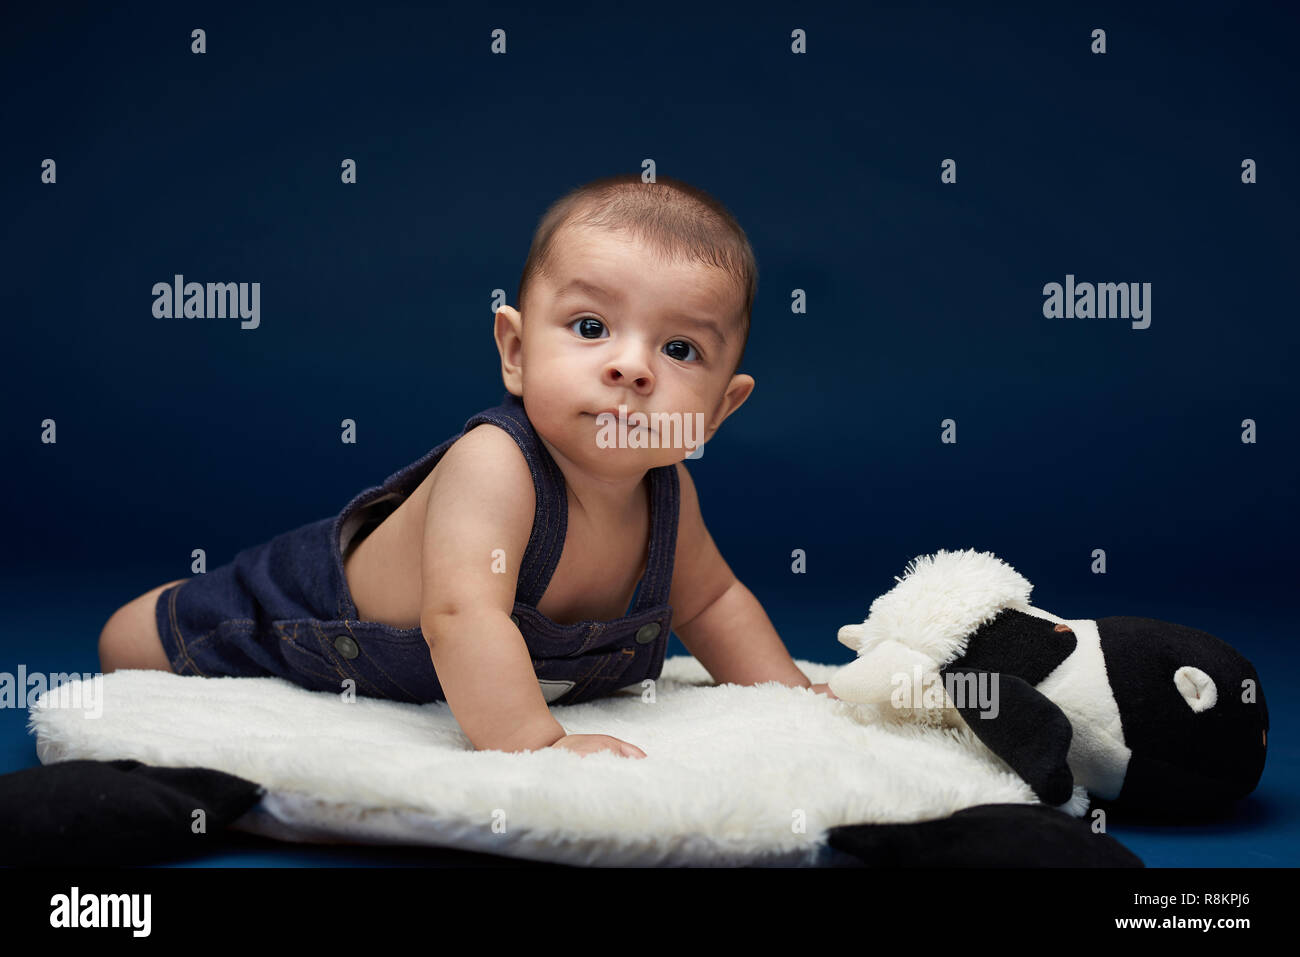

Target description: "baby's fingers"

left=617, top=739, right=647, bottom=759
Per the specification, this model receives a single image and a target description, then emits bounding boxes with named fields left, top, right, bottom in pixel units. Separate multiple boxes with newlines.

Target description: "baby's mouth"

left=587, top=410, right=655, bottom=433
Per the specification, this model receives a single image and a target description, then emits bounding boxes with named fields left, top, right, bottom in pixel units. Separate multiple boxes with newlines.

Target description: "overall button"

left=635, top=622, right=660, bottom=644
left=510, top=614, right=520, bottom=627
left=334, top=635, right=360, bottom=659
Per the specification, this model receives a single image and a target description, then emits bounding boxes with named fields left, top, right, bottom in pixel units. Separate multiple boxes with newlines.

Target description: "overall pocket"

left=174, top=617, right=259, bottom=679
left=555, top=646, right=639, bottom=705
left=273, top=618, right=442, bottom=703
left=271, top=619, right=354, bottom=694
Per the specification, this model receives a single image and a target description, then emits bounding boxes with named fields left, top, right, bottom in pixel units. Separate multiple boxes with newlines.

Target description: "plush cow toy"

left=828, top=549, right=1269, bottom=814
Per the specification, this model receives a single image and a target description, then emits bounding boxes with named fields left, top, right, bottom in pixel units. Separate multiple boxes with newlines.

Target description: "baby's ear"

left=706, top=375, right=755, bottom=441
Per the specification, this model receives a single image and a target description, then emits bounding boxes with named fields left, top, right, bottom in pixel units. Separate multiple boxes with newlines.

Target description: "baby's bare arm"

left=419, top=424, right=644, bottom=756
left=419, top=426, right=563, bottom=750
left=424, top=607, right=565, bottom=751
left=670, top=462, right=814, bottom=689
left=424, top=609, right=647, bottom=755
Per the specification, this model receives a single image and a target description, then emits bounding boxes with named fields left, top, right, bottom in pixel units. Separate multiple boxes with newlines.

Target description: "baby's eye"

left=570, top=316, right=607, bottom=339
left=664, top=340, right=700, bottom=362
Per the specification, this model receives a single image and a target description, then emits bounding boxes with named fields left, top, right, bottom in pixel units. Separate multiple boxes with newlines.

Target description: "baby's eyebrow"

left=556, top=277, right=728, bottom=346
left=555, top=277, right=614, bottom=301
left=673, top=314, right=728, bottom=346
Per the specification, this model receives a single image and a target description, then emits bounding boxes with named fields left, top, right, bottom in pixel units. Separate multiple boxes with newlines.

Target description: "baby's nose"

left=606, top=364, right=652, bottom=388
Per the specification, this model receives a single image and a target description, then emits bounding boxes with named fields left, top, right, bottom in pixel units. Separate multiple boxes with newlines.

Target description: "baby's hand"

left=549, top=733, right=647, bottom=759
left=811, top=683, right=838, bottom=699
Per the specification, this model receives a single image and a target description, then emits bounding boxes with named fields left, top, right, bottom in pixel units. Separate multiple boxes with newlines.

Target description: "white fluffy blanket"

left=27, top=656, right=1086, bottom=866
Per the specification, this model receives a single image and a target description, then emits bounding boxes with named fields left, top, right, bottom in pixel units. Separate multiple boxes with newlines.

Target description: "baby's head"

left=495, top=173, right=758, bottom=476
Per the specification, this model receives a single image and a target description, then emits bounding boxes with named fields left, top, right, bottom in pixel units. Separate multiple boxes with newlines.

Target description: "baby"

left=99, top=173, right=834, bottom=759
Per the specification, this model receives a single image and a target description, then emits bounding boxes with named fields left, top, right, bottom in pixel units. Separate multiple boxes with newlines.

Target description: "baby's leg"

left=98, top=578, right=187, bottom=673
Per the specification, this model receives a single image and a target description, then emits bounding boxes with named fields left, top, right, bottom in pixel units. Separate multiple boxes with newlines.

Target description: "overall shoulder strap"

left=634, top=462, right=680, bottom=610
left=460, top=392, right=567, bottom=606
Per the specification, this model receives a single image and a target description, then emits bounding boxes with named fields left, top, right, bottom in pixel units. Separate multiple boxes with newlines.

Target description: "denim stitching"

left=643, top=471, right=661, bottom=600
left=184, top=617, right=255, bottom=653
left=276, top=621, right=361, bottom=688
left=311, top=621, right=358, bottom=687
left=311, top=621, right=363, bottom=691
left=275, top=628, right=342, bottom=686
left=510, top=415, right=552, bottom=606
left=568, top=648, right=636, bottom=701
left=567, top=655, right=608, bottom=698
left=637, top=468, right=665, bottom=613
left=193, top=622, right=256, bottom=676
left=277, top=620, right=364, bottom=687
left=274, top=621, right=337, bottom=684
left=284, top=655, right=346, bottom=688
left=344, top=621, right=425, bottom=701
left=494, top=406, right=564, bottom=608
left=494, top=414, right=540, bottom=603
left=575, top=646, right=635, bottom=695
left=312, top=622, right=387, bottom=697
left=166, top=583, right=210, bottom=677
left=645, top=466, right=673, bottom=604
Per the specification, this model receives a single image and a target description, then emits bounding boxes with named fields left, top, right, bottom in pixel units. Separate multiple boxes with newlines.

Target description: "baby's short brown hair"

left=516, top=173, right=757, bottom=375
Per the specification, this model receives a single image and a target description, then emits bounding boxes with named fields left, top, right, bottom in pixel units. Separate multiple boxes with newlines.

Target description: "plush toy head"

left=1094, top=614, right=1268, bottom=812
left=829, top=550, right=1268, bottom=815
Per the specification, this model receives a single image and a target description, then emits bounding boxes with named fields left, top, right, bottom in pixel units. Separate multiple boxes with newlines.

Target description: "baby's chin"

left=556, top=424, right=685, bottom=470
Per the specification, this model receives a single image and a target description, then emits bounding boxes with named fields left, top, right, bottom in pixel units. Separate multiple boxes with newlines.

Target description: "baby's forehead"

left=550, top=225, right=738, bottom=304
left=551, top=222, right=649, bottom=265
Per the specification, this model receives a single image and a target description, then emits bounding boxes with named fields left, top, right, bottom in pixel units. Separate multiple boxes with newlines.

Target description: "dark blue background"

left=2, top=0, right=1296, bottom=867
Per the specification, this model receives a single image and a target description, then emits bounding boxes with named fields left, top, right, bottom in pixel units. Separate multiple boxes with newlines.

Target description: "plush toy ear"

left=1174, top=666, right=1217, bottom=712
left=837, top=623, right=867, bottom=651
left=941, top=667, right=1076, bottom=807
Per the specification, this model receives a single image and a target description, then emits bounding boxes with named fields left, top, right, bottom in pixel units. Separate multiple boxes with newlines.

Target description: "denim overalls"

left=155, top=391, right=680, bottom=706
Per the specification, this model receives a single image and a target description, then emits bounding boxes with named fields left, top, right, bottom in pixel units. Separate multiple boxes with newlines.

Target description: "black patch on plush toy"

left=0, top=759, right=265, bottom=866
left=940, top=611, right=1079, bottom=805
left=826, top=802, right=1143, bottom=867
left=1097, top=616, right=1269, bottom=812
left=946, top=608, right=1077, bottom=683
left=942, top=666, right=1076, bottom=805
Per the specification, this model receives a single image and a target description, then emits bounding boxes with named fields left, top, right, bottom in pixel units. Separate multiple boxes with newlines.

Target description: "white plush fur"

left=830, top=549, right=1123, bottom=806
left=837, top=549, right=1034, bottom=661
left=830, top=549, right=1033, bottom=723
left=26, top=655, right=1086, bottom=867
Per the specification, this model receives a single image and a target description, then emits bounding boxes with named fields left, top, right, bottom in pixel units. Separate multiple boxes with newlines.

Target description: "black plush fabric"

left=943, top=669, right=1076, bottom=806
left=1097, top=616, right=1269, bottom=812
left=0, top=762, right=1142, bottom=867
left=0, top=759, right=265, bottom=866
left=826, top=803, right=1143, bottom=867
left=949, top=609, right=1078, bottom=685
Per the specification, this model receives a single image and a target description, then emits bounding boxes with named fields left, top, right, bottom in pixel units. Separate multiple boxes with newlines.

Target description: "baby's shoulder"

left=449, top=419, right=519, bottom=458
left=431, top=422, right=534, bottom=504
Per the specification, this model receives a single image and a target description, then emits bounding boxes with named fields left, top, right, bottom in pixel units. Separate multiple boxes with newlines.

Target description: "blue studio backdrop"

left=2, top=0, right=1296, bottom=866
